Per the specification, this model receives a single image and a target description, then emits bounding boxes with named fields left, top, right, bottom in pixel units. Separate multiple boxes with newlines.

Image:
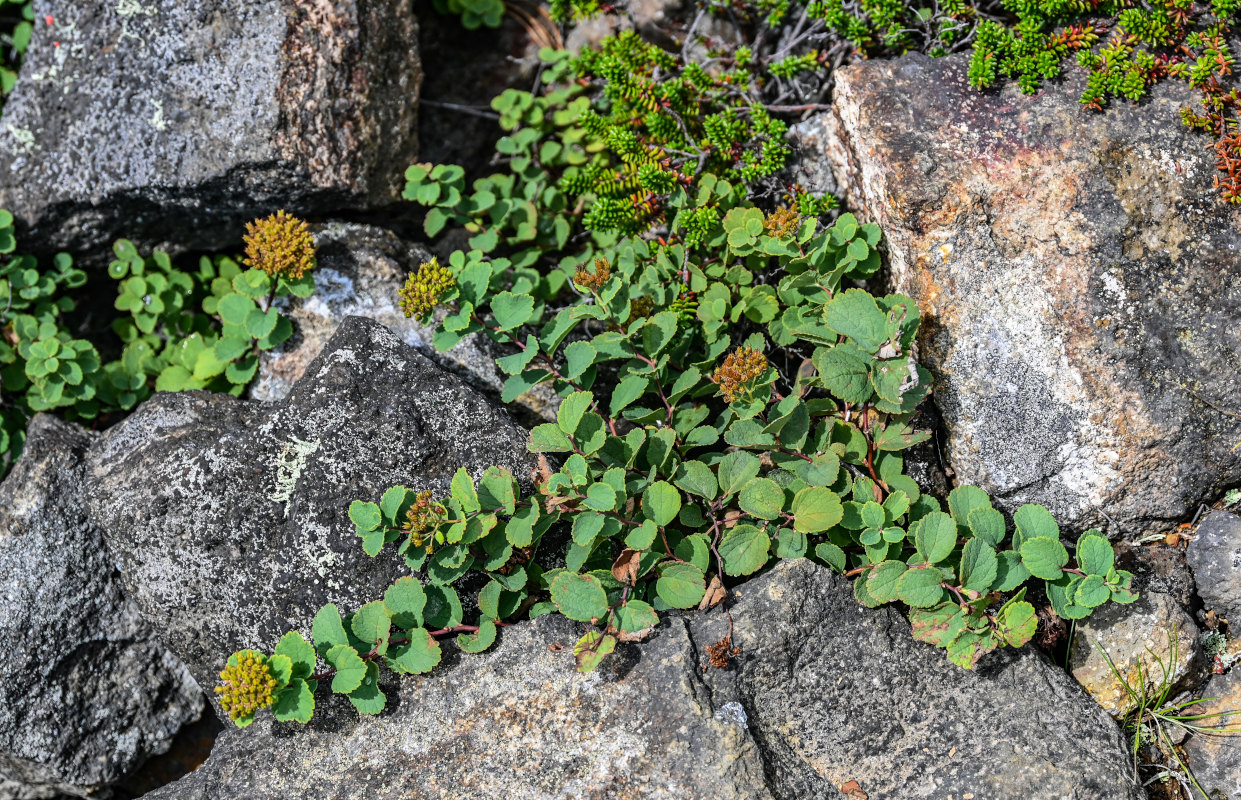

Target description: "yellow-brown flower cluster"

left=711, top=346, right=768, bottom=403
left=243, top=210, right=316, bottom=279
left=215, top=650, right=278, bottom=722
left=763, top=207, right=801, bottom=239
left=403, top=489, right=447, bottom=552
left=574, top=257, right=612, bottom=292
left=398, top=258, right=456, bottom=320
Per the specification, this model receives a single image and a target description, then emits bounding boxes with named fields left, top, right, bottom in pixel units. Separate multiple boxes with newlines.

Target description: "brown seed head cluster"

left=705, top=636, right=740, bottom=669
left=215, top=650, right=277, bottom=722
left=399, top=258, right=457, bottom=320
left=403, top=489, right=447, bottom=552
left=764, top=206, right=801, bottom=239
left=711, top=346, right=768, bottom=403
left=574, top=257, right=612, bottom=292
left=243, top=210, right=316, bottom=279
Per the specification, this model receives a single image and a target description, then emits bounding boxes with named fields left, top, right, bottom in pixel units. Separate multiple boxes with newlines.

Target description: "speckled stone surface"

left=84, top=317, right=534, bottom=703
left=820, top=53, right=1241, bottom=536
left=138, top=561, right=1141, bottom=800
left=1069, top=589, right=1203, bottom=717
left=1182, top=667, right=1241, bottom=797
left=0, top=416, right=201, bottom=798
left=1188, top=510, right=1241, bottom=623
left=0, top=0, right=420, bottom=259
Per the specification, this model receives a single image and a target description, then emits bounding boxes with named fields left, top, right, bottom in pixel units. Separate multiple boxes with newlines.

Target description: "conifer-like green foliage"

left=967, top=0, right=1241, bottom=202
left=0, top=212, right=315, bottom=474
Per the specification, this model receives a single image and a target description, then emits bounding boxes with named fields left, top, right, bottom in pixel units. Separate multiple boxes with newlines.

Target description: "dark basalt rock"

left=0, top=0, right=421, bottom=260
left=0, top=415, right=202, bottom=798
left=809, top=52, right=1241, bottom=536
left=1187, top=510, right=1241, bottom=623
left=138, top=561, right=1142, bottom=800
left=84, top=317, right=535, bottom=704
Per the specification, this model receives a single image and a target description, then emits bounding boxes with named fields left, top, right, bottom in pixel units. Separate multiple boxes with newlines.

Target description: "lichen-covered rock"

left=249, top=222, right=558, bottom=422
left=0, top=0, right=420, bottom=258
left=138, top=561, right=1140, bottom=800
left=0, top=415, right=202, bottom=798
left=818, top=53, right=1241, bottom=536
left=84, top=317, right=534, bottom=698
left=1069, top=590, right=1202, bottom=717
left=134, top=613, right=773, bottom=800
left=1188, top=510, right=1241, bottom=623
left=1182, top=667, right=1241, bottom=797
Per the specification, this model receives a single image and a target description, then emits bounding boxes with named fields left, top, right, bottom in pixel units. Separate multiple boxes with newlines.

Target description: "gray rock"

left=818, top=52, right=1241, bottom=536
left=696, top=560, right=1143, bottom=800
left=0, top=0, right=420, bottom=259
left=1188, top=511, right=1241, bottom=623
left=138, top=561, right=1140, bottom=800
left=1182, top=667, right=1241, bottom=797
left=1069, top=590, right=1203, bottom=718
left=0, top=415, right=202, bottom=798
left=250, top=222, right=559, bottom=422
left=84, top=317, right=535, bottom=699
left=786, top=113, right=840, bottom=201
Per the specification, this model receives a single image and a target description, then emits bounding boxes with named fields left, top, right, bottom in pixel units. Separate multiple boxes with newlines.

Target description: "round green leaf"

left=347, top=662, right=386, bottom=715
left=959, top=537, right=998, bottom=592
left=792, top=487, right=844, bottom=533
left=348, top=501, right=382, bottom=532
left=739, top=478, right=784, bottom=520
left=655, top=562, right=706, bottom=609
left=1076, top=533, right=1114, bottom=577
left=350, top=601, right=391, bottom=654
left=388, top=628, right=442, bottom=674
left=642, top=481, right=682, bottom=527
left=491, top=291, right=535, bottom=331
left=1020, top=536, right=1069, bottom=581
left=549, top=572, right=609, bottom=622
left=273, top=631, right=316, bottom=680
left=612, top=599, right=659, bottom=632
left=271, top=678, right=315, bottom=724
left=325, top=644, right=367, bottom=693
left=718, top=525, right=771, bottom=576
left=383, top=576, right=427, bottom=629
left=866, top=560, right=907, bottom=604
left=896, top=568, right=946, bottom=608
left=457, top=618, right=498, bottom=653
left=914, top=511, right=957, bottom=564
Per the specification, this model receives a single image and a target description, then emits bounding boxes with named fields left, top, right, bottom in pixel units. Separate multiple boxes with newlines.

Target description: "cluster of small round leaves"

left=243, top=211, right=316, bottom=279
left=711, top=346, right=768, bottom=403
left=399, top=258, right=456, bottom=320
left=574, top=257, right=612, bottom=292
left=215, top=650, right=278, bottom=722
left=402, top=489, right=447, bottom=551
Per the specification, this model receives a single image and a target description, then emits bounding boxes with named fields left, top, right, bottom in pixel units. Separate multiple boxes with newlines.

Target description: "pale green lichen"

left=269, top=436, right=320, bottom=517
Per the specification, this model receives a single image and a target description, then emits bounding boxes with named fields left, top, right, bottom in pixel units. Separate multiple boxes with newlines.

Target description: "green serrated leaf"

left=719, top=524, right=771, bottom=576
left=325, top=644, right=367, bottom=693
left=271, top=678, right=315, bottom=724
left=273, top=631, right=316, bottom=681
left=897, top=567, right=945, bottom=608
left=549, top=572, right=609, bottom=622
left=457, top=618, right=498, bottom=653
left=656, top=562, right=706, bottom=609
left=384, top=576, right=427, bottom=629
left=1020, top=536, right=1069, bottom=581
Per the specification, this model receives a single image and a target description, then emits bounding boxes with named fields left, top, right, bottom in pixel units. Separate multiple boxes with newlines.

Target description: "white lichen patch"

left=148, top=100, right=167, bottom=131
left=269, top=436, right=320, bottom=517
